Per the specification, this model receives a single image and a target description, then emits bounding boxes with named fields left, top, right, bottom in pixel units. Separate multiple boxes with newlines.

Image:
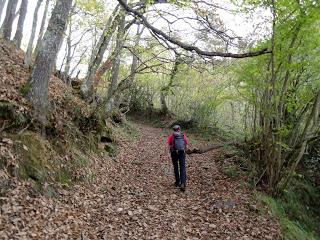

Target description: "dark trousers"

left=171, top=150, right=186, bottom=185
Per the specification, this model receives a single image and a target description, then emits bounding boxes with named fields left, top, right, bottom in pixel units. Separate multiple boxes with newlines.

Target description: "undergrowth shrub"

left=257, top=177, right=320, bottom=240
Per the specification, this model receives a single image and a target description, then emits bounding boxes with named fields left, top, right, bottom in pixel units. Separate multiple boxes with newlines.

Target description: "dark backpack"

left=173, top=132, right=186, bottom=151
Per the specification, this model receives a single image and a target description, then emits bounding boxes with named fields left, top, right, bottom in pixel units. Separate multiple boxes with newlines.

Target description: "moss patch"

left=13, top=131, right=54, bottom=183
left=56, top=168, right=72, bottom=187
left=222, top=164, right=239, bottom=179
left=10, top=131, right=95, bottom=190
left=20, top=81, right=31, bottom=97
left=104, top=143, right=117, bottom=157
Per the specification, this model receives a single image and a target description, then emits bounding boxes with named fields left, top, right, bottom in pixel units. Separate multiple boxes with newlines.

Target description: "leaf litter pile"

left=1, top=122, right=279, bottom=239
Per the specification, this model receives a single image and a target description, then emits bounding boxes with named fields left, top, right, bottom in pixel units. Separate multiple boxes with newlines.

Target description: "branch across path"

left=0, top=122, right=279, bottom=239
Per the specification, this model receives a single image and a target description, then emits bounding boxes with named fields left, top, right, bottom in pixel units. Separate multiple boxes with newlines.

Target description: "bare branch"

left=117, top=0, right=271, bottom=58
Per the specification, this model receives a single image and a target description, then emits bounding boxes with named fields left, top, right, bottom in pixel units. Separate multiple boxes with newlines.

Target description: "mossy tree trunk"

left=105, top=9, right=126, bottom=117
left=160, top=56, right=181, bottom=115
left=27, top=0, right=73, bottom=124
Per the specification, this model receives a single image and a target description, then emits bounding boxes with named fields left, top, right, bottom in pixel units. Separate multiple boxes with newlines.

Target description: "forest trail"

left=0, top=122, right=279, bottom=239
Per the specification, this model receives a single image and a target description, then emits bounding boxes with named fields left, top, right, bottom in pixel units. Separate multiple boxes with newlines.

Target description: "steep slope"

left=0, top=39, right=110, bottom=199
left=0, top=39, right=91, bottom=131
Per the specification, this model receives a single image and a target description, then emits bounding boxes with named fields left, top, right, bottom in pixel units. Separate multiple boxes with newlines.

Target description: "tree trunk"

left=13, top=0, right=28, bottom=47
left=1, top=0, right=18, bottom=40
left=34, top=0, right=50, bottom=56
left=160, top=56, right=181, bottom=114
left=0, top=0, right=7, bottom=22
left=128, top=25, right=143, bottom=83
left=81, top=5, right=120, bottom=97
left=24, top=0, right=43, bottom=67
left=115, top=25, right=144, bottom=93
left=114, top=26, right=144, bottom=112
left=27, top=0, right=72, bottom=124
left=275, top=91, right=319, bottom=194
left=105, top=10, right=126, bottom=117
left=69, top=47, right=88, bottom=77
left=111, top=27, right=144, bottom=114
left=97, top=26, right=144, bottom=96
left=160, top=92, right=168, bottom=114
left=261, top=0, right=279, bottom=192
left=63, top=20, right=72, bottom=82
left=93, top=54, right=115, bottom=88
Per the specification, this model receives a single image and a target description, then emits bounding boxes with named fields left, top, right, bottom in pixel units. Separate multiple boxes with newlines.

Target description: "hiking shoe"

left=180, top=183, right=186, bottom=192
left=174, top=182, right=181, bottom=187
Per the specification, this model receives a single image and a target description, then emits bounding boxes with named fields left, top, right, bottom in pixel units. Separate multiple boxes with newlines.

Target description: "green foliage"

left=20, top=81, right=31, bottom=97
left=75, top=0, right=109, bottom=34
left=130, top=51, right=242, bottom=136
left=120, top=121, right=139, bottom=139
left=229, top=0, right=320, bottom=195
left=257, top=177, right=320, bottom=240
left=145, top=0, right=191, bottom=8
left=57, top=169, right=72, bottom=186
left=222, top=165, right=239, bottom=179
left=281, top=178, right=320, bottom=232
left=76, top=0, right=105, bottom=14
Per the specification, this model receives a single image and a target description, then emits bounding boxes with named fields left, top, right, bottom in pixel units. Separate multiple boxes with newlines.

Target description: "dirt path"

left=0, top=122, right=279, bottom=239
